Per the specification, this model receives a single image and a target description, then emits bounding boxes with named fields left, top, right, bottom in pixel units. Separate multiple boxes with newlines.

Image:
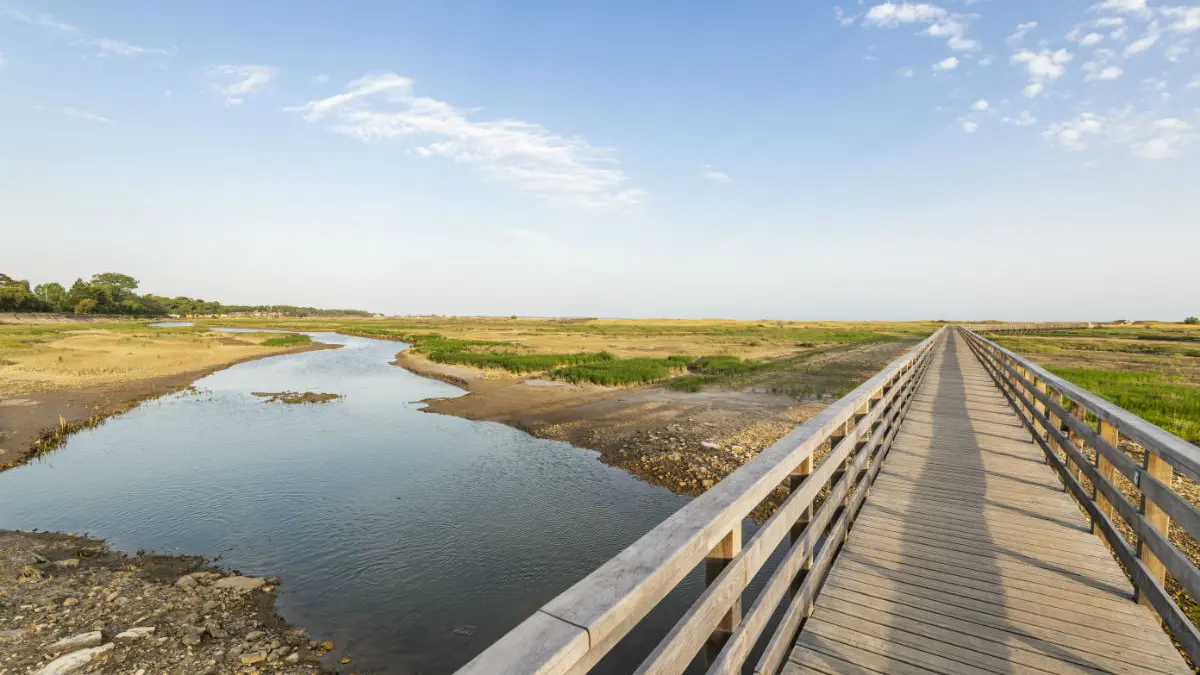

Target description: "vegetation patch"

left=668, top=355, right=774, bottom=392
left=551, top=358, right=685, bottom=386
left=259, top=334, right=313, bottom=347
left=252, top=391, right=342, bottom=404
left=1050, top=367, right=1200, bottom=443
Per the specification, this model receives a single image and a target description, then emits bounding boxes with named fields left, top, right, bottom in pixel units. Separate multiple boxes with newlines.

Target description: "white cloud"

left=87, top=38, right=171, bottom=57
left=702, top=165, right=732, bottom=183
left=934, top=56, right=959, bottom=70
left=1125, top=31, right=1159, bottom=54
left=1189, top=75, right=1200, bottom=88
left=286, top=73, right=645, bottom=209
left=1012, top=49, right=1073, bottom=96
left=1, top=7, right=77, bottom=32
left=1043, top=109, right=1196, bottom=158
left=863, top=3, right=946, bottom=26
left=971, top=99, right=989, bottom=110
left=834, top=7, right=859, bottom=27
left=35, top=105, right=115, bottom=124
left=1003, top=110, right=1038, bottom=126
left=1008, top=21, right=1038, bottom=45
left=207, top=64, right=277, bottom=105
left=962, top=120, right=979, bottom=133
left=1161, top=6, right=1200, bottom=32
left=896, top=66, right=915, bottom=77
left=862, top=3, right=979, bottom=51
left=1091, top=0, right=1150, bottom=16
left=1083, top=62, right=1124, bottom=80
left=1095, top=17, right=1127, bottom=27
left=1043, top=112, right=1106, bottom=150
left=1132, top=118, right=1196, bottom=158
left=1080, top=32, right=1105, bottom=45
left=1165, top=41, right=1190, bottom=61
left=313, top=74, right=331, bottom=84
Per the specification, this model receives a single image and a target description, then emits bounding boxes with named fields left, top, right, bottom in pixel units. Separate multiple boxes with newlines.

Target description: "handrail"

left=456, top=328, right=945, bottom=675
left=956, top=322, right=1094, bottom=332
left=962, top=328, right=1200, bottom=664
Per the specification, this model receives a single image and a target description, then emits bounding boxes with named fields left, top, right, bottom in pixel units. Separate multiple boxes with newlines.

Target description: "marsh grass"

left=259, top=334, right=313, bottom=347
left=551, top=358, right=684, bottom=386
left=1049, top=367, right=1200, bottom=443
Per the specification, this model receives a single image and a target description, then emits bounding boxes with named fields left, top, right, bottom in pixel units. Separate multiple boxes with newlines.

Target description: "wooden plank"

left=1139, top=450, right=1173, bottom=608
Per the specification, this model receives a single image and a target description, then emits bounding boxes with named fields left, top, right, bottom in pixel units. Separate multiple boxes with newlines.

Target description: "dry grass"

left=0, top=326, right=311, bottom=397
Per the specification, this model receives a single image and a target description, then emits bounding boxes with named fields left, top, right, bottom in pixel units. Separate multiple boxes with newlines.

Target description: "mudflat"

left=0, top=319, right=335, bottom=471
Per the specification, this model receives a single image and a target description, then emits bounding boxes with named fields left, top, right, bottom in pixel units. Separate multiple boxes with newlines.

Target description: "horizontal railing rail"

left=457, top=328, right=945, bottom=675
left=962, top=328, right=1200, bottom=664
left=956, top=322, right=1094, bottom=332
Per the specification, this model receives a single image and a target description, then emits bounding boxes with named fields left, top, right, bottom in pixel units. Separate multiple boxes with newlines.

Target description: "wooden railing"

left=456, top=329, right=945, bottom=675
left=957, top=322, right=1093, bottom=332
left=962, top=328, right=1200, bottom=663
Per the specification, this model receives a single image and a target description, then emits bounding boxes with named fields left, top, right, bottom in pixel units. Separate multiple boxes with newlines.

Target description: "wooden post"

left=705, top=527, right=742, bottom=663
left=1063, top=398, right=1085, bottom=488
left=1137, top=451, right=1173, bottom=606
left=1032, top=378, right=1048, bottom=436
left=789, top=455, right=813, bottom=570
left=1095, top=421, right=1119, bottom=531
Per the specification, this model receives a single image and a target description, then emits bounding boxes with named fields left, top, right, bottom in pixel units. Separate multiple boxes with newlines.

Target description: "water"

left=0, top=331, right=697, bottom=673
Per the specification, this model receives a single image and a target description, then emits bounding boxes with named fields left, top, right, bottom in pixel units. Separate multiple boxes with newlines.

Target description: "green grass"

left=551, top=358, right=683, bottom=386
left=993, top=336, right=1200, bottom=358
left=666, top=354, right=774, bottom=392
left=1050, top=366, right=1200, bottom=443
left=260, top=334, right=313, bottom=347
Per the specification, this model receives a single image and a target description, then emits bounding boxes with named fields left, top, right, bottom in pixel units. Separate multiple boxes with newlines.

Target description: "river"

left=0, top=330, right=709, bottom=673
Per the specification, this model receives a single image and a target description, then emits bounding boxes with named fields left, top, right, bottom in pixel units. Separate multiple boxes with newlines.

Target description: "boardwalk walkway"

left=785, top=331, right=1191, bottom=675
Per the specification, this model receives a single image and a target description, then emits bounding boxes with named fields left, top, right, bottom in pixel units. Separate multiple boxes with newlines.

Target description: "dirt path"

left=0, top=530, right=340, bottom=674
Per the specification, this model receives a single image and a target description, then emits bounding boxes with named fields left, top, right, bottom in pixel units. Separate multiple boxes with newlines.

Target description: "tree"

left=74, top=298, right=97, bottom=314
left=90, top=272, right=139, bottom=294
left=1186, top=317, right=1200, bottom=325
left=0, top=273, right=51, bottom=311
left=34, top=283, right=68, bottom=311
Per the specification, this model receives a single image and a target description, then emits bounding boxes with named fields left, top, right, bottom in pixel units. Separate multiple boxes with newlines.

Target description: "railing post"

left=1065, top=399, right=1085, bottom=491
left=1137, top=451, right=1173, bottom=606
left=1096, top=421, right=1119, bottom=530
left=789, top=455, right=813, bottom=576
left=705, top=528, right=742, bottom=662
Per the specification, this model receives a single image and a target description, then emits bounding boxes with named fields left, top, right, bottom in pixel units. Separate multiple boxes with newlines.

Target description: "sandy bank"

left=392, top=349, right=826, bottom=500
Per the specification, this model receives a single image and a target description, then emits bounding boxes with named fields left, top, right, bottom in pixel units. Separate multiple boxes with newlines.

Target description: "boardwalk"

left=785, top=332, right=1190, bottom=675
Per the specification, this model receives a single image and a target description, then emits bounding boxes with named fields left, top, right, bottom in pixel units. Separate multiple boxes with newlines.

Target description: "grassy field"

left=200, top=317, right=939, bottom=392
left=986, top=323, right=1200, bottom=443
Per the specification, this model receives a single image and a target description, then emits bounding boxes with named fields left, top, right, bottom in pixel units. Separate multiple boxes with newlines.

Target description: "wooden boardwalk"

left=785, top=331, right=1191, bottom=675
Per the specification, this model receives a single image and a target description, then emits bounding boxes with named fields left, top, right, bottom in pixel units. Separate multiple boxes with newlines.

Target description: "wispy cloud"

left=2, top=7, right=77, bottom=32
left=934, top=55, right=959, bottom=70
left=3, top=6, right=171, bottom=57
left=207, top=64, right=278, bottom=105
left=1012, top=49, right=1073, bottom=97
left=1042, top=109, right=1196, bottom=158
left=35, top=105, right=115, bottom=124
left=87, top=38, right=173, bottom=57
left=702, top=165, right=731, bottom=183
left=286, top=73, right=646, bottom=210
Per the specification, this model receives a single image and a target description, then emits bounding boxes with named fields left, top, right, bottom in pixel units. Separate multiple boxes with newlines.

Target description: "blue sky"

left=2, top=0, right=1198, bottom=320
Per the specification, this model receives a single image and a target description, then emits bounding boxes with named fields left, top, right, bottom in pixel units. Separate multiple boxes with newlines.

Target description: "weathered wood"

left=704, top=528, right=742, bottom=661
left=1139, top=450, right=1172, bottom=608
left=1097, top=420, right=1119, bottom=526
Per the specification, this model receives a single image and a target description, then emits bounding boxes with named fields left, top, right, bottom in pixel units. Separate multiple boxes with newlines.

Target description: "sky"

left=2, top=0, right=1198, bottom=321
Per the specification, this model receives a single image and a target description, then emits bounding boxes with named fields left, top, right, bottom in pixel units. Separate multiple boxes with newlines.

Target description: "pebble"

left=285, top=652, right=300, bottom=664
left=214, top=576, right=266, bottom=592
left=34, top=644, right=114, bottom=675
left=45, top=631, right=102, bottom=654
left=241, top=651, right=267, bottom=665
left=54, top=558, right=80, bottom=569
left=246, top=630, right=266, bottom=642
left=114, top=627, right=156, bottom=642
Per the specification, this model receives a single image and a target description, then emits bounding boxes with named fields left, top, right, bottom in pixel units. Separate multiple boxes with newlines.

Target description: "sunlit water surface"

left=0, top=331, right=707, bottom=673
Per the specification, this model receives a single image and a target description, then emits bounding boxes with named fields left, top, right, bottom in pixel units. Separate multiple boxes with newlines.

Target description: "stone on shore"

left=114, top=626, right=156, bottom=642
left=44, top=631, right=102, bottom=654
left=214, top=575, right=266, bottom=591
left=34, top=643, right=114, bottom=675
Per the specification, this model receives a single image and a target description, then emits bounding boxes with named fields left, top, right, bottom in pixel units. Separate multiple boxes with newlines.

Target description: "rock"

left=204, top=620, right=228, bottom=639
left=61, top=598, right=78, bottom=607
left=0, top=628, right=30, bottom=641
left=175, top=575, right=198, bottom=590
left=34, top=644, right=114, bottom=675
left=285, top=652, right=300, bottom=664
left=245, top=630, right=266, bottom=642
left=45, top=631, right=103, bottom=654
left=214, top=576, right=266, bottom=591
left=700, top=441, right=721, bottom=450
left=241, top=651, right=267, bottom=665
left=181, top=625, right=205, bottom=646
left=105, top=592, right=119, bottom=603
left=114, top=627, right=156, bottom=642
left=54, top=558, right=79, bottom=569
left=32, top=552, right=50, bottom=564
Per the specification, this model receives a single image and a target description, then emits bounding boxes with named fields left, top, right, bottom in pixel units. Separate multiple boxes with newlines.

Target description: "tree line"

left=0, top=272, right=373, bottom=317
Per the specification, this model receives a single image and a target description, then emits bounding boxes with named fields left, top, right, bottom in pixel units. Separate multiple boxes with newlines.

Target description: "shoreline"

left=0, top=341, right=338, bottom=474
left=0, top=529, right=339, bottom=673
left=390, top=347, right=826, bottom=502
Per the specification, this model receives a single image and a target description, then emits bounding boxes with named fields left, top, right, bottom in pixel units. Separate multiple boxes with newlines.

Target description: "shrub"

left=1185, top=316, right=1199, bottom=325
left=261, top=334, right=312, bottom=347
